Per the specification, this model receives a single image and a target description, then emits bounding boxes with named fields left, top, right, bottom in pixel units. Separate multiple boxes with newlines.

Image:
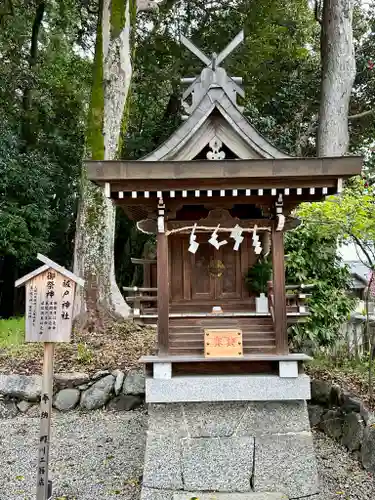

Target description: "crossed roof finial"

left=180, top=30, right=245, bottom=116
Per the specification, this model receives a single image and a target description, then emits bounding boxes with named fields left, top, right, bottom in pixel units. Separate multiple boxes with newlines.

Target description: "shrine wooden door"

left=190, top=236, right=242, bottom=301
left=216, top=243, right=242, bottom=299
left=190, top=236, right=215, bottom=300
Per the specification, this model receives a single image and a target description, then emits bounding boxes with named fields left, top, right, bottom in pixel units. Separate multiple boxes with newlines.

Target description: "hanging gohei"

left=208, top=224, right=228, bottom=250
left=188, top=223, right=199, bottom=254
left=252, top=225, right=263, bottom=255
left=230, top=224, right=244, bottom=251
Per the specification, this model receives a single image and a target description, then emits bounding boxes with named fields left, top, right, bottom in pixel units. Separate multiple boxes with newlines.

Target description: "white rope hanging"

left=166, top=225, right=272, bottom=236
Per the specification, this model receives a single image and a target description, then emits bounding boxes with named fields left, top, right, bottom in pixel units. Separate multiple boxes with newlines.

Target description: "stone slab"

left=148, top=403, right=188, bottom=436
left=143, top=435, right=183, bottom=489
left=146, top=375, right=311, bottom=403
left=254, top=432, right=319, bottom=498
left=173, top=494, right=289, bottom=500
left=141, top=488, right=174, bottom=500
left=148, top=402, right=309, bottom=438
left=235, top=401, right=310, bottom=436
left=183, top=402, right=248, bottom=437
left=182, top=436, right=254, bottom=491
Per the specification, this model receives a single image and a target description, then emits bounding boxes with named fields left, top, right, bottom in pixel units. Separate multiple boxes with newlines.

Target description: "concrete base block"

left=146, top=375, right=311, bottom=403
left=148, top=401, right=310, bottom=438
left=142, top=435, right=183, bottom=489
left=153, top=362, right=172, bottom=379
left=254, top=432, right=319, bottom=498
left=182, top=436, right=254, bottom=491
left=141, top=400, right=318, bottom=499
left=279, top=361, right=298, bottom=378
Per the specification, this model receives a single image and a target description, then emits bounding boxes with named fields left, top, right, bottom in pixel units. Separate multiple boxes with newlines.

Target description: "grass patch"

left=0, top=317, right=25, bottom=348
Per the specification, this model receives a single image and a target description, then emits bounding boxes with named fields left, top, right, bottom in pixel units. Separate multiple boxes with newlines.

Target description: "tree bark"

left=317, top=0, right=356, bottom=156
left=73, top=0, right=158, bottom=327
left=21, top=1, right=46, bottom=147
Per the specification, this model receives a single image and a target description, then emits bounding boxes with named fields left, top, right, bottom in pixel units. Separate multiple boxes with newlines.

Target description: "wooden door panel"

left=191, top=238, right=215, bottom=300
left=216, top=242, right=242, bottom=299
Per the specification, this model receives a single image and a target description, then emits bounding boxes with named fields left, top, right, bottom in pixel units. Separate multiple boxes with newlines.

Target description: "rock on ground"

left=54, top=372, right=90, bottom=389
left=362, top=426, right=375, bottom=474
left=123, top=371, right=145, bottom=395
left=341, top=412, right=364, bottom=452
left=0, top=400, right=18, bottom=418
left=80, top=374, right=115, bottom=410
left=0, top=409, right=147, bottom=500
left=54, top=389, right=80, bottom=412
left=113, top=369, right=125, bottom=395
left=0, top=374, right=42, bottom=401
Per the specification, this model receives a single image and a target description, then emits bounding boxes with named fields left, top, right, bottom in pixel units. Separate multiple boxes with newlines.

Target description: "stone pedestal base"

left=141, top=402, right=319, bottom=500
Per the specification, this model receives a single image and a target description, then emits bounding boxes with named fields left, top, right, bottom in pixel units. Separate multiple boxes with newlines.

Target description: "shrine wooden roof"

left=86, top=156, right=362, bottom=191
left=85, top=33, right=363, bottom=220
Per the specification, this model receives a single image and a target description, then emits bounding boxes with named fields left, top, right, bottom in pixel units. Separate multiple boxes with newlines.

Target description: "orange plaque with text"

left=204, top=329, right=243, bottom=358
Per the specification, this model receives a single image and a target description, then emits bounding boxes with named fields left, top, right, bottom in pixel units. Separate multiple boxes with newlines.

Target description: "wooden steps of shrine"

left=168, top=316, right=276, bottom=355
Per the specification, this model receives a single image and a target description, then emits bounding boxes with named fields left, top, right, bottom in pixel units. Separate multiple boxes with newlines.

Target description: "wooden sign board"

left=204, top=329, right=243, bottom=358
left=15, top=254, right=84, bottom=500
left=15, top=254, right=84, bottom=343
left=25, top=269, right=76, bottom=343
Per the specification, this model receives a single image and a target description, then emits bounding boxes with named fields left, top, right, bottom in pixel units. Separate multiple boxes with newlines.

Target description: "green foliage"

left=0, top=317, right=25, bottom=347
left=0, top=0, right=92, bottom=316
left=245, top=258, right=272, bottom=296
left=285, top=223, right=355, bottom=348
left=297, top=178, right=375, bottom=267
left=76, top=342, right=94, bottom=365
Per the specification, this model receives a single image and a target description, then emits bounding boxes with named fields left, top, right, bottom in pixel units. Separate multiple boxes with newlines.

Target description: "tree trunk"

left=73, top=0, right=157, bottom=327
left=21, top=0, right=46, bottom=148
left=317, top=0, right=356, bottom=156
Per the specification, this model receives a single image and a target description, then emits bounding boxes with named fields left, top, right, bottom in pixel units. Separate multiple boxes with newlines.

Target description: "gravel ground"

left=314, top=430, right=375, bottom=500
left=0, top=410, right=374, bottom=500
left=0, top=409, right=147, bottom=500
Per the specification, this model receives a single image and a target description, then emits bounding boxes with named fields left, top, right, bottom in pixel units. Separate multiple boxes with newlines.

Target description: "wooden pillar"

left=157, top=200, right=169, bottom=355
left=272, top=199, right=288, bottom=354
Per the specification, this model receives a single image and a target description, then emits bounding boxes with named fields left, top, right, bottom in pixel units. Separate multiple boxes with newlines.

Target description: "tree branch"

left=353, top=235, right=374, bottom=269
left=21, top=1, right=46, bottom=146
left=348, top=109, right=375, bottom=120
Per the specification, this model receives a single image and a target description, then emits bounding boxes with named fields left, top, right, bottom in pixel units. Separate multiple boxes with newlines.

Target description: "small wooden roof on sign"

left=15, top=254, right=84, bottom=288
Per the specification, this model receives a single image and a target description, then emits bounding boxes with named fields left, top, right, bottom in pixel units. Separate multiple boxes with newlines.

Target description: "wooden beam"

left=86, top=156, right=363, bottom=182
left=107, top=177, right=339, bottom=193
left=272, top=224, right=288, bottom=354
left=157, top=203, right=169, bottom=354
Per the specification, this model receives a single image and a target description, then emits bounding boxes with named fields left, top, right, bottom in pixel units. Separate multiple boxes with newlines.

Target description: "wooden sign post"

left=15, top=254, right=84, bottom=500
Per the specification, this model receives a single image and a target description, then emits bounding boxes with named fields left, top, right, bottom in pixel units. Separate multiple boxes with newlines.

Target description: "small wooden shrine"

left=86, top=31, right=362, bottom=378
left=87, top=32, right=363, bottom=500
